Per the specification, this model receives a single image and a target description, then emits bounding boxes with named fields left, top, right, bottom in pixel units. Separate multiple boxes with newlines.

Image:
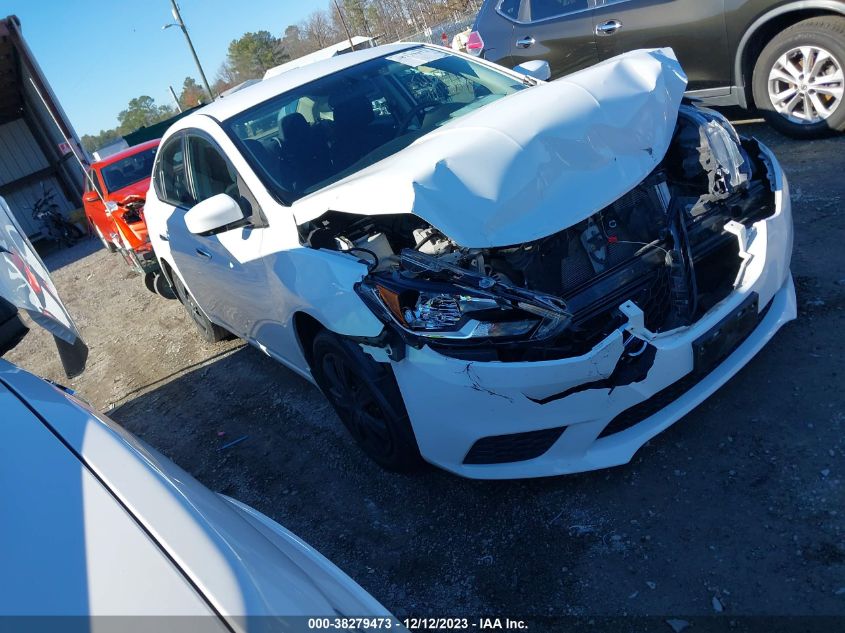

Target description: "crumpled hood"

left=292, top=48, right=688, bottom=248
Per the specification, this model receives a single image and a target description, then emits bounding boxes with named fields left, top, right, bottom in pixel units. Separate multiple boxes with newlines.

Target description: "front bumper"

left=391, top=143, right=796, bottom=479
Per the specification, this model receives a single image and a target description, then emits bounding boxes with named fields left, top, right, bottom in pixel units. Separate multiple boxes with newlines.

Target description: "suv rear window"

left=498, top=0, right=521, bottom=19
left=529, top=0, right=588, bottom=21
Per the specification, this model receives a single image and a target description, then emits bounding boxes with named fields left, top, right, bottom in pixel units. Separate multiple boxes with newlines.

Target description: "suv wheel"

left=311, top=329, right=424, bottom=472
left=752, top=16, right=845, bottom=138
left=171, top=273, right=228, bottom=343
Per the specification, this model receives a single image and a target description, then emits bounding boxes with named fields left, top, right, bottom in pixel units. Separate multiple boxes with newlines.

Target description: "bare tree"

left=303, top=9, right=338, bottom=50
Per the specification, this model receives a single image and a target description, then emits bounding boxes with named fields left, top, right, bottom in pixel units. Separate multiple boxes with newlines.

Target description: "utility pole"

left=168, top=85, right=183, bottom=113
left=332, top=0, right=356, bottom=51
left=164, top=0, right=214, bottom=101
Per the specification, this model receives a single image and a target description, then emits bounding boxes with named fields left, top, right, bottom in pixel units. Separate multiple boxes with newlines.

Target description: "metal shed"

left=0, top=15, right=86, bottom=239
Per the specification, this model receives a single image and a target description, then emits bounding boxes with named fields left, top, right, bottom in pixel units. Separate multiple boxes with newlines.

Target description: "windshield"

left=100, top=147, right=157, bottom=193
left=225, top=46, right=527, bottom=203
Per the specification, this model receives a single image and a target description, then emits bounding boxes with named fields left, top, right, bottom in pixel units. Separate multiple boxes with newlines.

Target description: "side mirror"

left=184, top=194, right=244, bottom=235
left=513, top=60, right=551, bottom=81
left=82, top=192, right=100, bottom=204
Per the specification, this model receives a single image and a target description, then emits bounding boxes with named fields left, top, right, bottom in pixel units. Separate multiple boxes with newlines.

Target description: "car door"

left=167, top=131, right=269, bottom=338
left=591, top=0, right=730, bottom=90
left=82, top=169, right=108, bottom=237
left=508, top=0, right=599, bottom=79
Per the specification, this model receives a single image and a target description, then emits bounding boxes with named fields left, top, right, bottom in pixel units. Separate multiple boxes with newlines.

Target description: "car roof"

left=92, top=138, right=160, bottom=169
left=195, top=42, right=422, bottom=122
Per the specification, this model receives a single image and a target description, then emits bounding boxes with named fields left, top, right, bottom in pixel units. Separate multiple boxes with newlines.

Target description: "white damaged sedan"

left=145, top=44, right=795, bottom=479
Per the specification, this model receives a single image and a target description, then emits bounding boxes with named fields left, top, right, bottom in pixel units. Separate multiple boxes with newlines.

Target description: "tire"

left=171, top=273, right=228, bottom=343
left=153, top=272, right=177, bottom=300
left=311, top=329, right=424, bottom=472
left=64, top=222, right=84, bottom=246
left=752, top=16, right=845, bottom=139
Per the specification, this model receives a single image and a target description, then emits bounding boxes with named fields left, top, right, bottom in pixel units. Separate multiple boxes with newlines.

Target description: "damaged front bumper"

left=390, top=143, right=795, bottom=479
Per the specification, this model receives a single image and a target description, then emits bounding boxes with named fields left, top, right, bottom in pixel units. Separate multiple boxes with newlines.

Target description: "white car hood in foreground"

left=0, top=361, right=389, bottom=621
left=292, top=48, right=688, bottom=248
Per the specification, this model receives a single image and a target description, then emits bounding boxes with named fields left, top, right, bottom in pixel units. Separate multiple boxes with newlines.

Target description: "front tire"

left=311, top=330, right=423, bottom=472
left=752, top=16, right=845, bottom=138
left=171, top=273, right=228, bottom=343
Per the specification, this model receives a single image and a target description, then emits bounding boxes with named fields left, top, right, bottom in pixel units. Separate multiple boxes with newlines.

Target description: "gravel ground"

left=6, top=121, right=845, bottom=629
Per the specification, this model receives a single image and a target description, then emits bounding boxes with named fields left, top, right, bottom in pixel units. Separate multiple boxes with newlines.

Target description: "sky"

left=7, top=0, right=328, bottom=136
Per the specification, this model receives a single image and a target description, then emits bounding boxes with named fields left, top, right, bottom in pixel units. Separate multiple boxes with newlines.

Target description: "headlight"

left=683, top=105, right=750, bottom=191
left=356, top=275, right=569, bottom=343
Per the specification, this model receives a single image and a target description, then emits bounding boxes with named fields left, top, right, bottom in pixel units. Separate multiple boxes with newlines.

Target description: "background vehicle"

left=0, top=195, right=393, bottom=626
left=82, top=139, right=173, bottom=296
left=30, top=184, right=83, bottom=247
left=145, top=45, right=794, bottom=479
left=469, top=0, right=845, bottom=138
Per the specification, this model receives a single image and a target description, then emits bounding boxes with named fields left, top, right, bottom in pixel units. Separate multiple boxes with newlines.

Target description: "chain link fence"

left=394, top=12, right=477, bottom=47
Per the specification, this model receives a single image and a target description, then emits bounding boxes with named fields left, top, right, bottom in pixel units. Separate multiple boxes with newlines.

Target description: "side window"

left=185, top=135, right=239, bottom=203
left=529, top=0, right=588, bottom=21
left=498, top=0, right=522, bottom=19
left=154, top=136, right=194, bottom=207
left=85, top=170, right=103, bottom=196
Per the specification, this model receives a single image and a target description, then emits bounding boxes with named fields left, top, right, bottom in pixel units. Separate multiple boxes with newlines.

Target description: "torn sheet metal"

left=292, top=48, right=688, bottom=248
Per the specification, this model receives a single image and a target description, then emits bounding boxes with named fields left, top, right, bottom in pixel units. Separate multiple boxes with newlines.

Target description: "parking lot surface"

left=8, top=122, right=845, bottom=624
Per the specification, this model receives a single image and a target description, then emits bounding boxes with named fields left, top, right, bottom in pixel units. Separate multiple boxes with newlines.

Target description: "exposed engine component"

left=300, top=107, right=776, bottom=362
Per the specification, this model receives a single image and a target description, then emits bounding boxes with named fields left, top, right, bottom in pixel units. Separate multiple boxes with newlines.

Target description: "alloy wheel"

left=768, top=45, right=844, bottom=124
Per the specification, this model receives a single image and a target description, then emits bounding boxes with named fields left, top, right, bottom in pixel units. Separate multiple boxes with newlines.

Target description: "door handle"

left=515, top=36, right=535, bottom=49
left=195, top=248, right=212, bottom=259
left=596, top=20, right=622, bottom=36
left=159, top=233, right=169, bottom=242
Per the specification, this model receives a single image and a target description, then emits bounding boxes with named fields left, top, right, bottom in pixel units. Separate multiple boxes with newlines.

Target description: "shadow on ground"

left=37, top=235, right=102, bottom=271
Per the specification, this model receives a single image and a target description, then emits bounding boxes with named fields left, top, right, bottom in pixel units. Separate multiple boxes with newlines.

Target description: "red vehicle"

left=82, top=139, right=170, bottom=294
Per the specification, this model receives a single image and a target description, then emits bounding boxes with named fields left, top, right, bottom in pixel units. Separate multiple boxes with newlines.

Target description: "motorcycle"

left=30, top=185, right=83, bottom=248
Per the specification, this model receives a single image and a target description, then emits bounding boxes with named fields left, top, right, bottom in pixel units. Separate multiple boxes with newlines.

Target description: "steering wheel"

left=397, top=102, right=440, bottom=135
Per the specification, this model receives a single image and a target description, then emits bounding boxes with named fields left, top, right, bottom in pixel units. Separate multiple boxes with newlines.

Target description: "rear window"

left=498, top=0, right=521, bottom=19
left=529, top=0, right=588, bottom=21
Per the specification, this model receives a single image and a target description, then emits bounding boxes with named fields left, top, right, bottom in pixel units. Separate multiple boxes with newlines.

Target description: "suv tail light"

left=466, top=31, right=484, bottom=56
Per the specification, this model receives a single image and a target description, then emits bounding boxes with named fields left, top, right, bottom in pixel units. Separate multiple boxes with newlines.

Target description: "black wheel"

left=171, top=273, right=228, bottom=343
left=752, top=16, right=845, bottom=138
left=143, top=272, right=157, bottom=294
left=311, top=329, right=423, bottom=472
left=153, top=272, right=177, bottom=300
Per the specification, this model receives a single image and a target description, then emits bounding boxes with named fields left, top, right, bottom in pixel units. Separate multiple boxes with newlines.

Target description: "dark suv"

left=469, top=0, right=845, bottom=138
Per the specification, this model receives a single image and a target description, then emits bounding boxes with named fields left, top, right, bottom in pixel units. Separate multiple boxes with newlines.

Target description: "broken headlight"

left=682, top=104, right=751, bottom=192
left=356, top=277, right=560, bottom=342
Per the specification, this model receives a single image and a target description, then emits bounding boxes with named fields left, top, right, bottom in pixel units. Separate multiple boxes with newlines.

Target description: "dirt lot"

left=7, top=121, right=845, bottom=628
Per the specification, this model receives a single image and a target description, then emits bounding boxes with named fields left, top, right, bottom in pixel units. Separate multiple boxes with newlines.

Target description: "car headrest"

left=330, top=93, right=374, bottom=128
left=280, top=112, right=310, bottom=144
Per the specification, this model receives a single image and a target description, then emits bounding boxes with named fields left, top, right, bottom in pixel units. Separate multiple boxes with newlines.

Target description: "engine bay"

left=299, top=106, right=778, bottom=362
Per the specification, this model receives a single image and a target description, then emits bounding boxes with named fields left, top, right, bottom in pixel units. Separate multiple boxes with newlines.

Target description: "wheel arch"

left=292, top=311, right=327, bottom=369
left=157, top=255, right=176, bottom=288
left=735, top=1, right=845, bottom=107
